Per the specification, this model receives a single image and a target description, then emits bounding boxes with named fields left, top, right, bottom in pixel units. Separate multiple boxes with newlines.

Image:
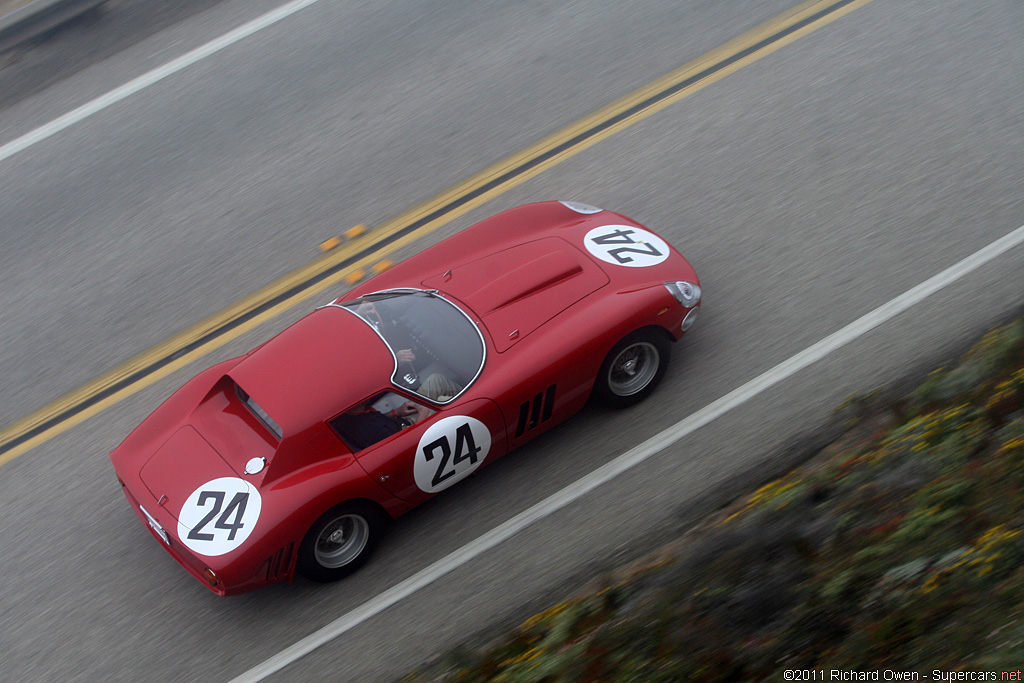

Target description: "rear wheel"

left=593, top=329, right=671, bottom=408
left=297, top=502, right=384, bottom=583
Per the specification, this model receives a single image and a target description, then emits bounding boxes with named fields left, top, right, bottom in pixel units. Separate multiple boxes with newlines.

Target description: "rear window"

left=236, top=385, right=282, bottom=440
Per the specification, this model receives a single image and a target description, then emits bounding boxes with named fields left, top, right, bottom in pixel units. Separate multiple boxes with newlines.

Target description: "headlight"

left=681, top=306, right=699, bottom=332
left=664, top=281, right=701, bottom=308
left=559, top=200, right=602, bottom=214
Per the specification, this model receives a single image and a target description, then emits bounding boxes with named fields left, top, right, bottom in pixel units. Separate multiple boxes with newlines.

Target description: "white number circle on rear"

left=583, top=225, right=669, bottom=267
left=178, top=477, right=262, bottom=556
left=414, top=416, right=492, bottom=493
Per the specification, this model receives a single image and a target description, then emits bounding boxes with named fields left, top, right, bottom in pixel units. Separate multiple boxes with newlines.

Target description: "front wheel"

left=297, top=502, right=384, bottom=583
left=593, top=329, right=671, bottom=408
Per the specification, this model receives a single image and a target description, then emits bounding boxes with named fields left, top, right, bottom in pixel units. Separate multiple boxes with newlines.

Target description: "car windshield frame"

left=324, top=289, right=486, bottom=405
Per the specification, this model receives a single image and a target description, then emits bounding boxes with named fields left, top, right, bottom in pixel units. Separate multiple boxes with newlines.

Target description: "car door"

left=352, top=397, right=507, bottom=505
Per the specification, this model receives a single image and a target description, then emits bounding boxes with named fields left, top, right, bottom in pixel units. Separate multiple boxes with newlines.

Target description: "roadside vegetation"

left=404, top=314, right=1024, bottom=682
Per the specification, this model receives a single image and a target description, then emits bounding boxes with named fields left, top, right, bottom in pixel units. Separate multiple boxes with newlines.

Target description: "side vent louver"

left=263, top=543, right=294, bottom=582
left=515, top=384, right=557, bottom=437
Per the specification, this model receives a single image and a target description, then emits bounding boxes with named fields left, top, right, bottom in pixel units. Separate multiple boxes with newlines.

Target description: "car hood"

left=139, top=426, right=239, bottom=521
left=422, top=237, right=609, bottom=351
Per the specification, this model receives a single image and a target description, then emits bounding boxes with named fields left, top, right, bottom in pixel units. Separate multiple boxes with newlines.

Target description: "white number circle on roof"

left=583, top=225, right=669, bottom=267
left=414, top=416, right=492, bottom=494
left=178, top=477, right=262, bottom=556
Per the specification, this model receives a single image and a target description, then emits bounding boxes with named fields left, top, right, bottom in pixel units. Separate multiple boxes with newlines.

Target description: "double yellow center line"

left=0, top=0, right=873, bottom=466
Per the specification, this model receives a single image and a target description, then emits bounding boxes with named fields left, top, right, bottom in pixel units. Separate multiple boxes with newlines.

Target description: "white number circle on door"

left=583, top=225, right=669, bottom=267
left=414, top=416, right=492, bottom=493
left=178, top=477, right=262, bottom=556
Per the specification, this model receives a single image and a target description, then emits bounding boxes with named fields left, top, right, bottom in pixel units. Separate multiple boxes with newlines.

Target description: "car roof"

left=228, top=306, right=394, bottom=436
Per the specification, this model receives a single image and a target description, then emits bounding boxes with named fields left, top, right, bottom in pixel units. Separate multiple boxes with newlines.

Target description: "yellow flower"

left=498, top=647, right=541, bottom=669
left=519, top=600, right=574, bottom=631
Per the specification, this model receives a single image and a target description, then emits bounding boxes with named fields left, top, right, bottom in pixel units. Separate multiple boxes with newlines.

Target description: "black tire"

left=296, top=502, right=384, bottom=583
left=593, top=328, right=671, bottom=408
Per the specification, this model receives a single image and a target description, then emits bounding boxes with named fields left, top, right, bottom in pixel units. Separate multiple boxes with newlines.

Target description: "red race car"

left=110, top=201, right=701, bottom=595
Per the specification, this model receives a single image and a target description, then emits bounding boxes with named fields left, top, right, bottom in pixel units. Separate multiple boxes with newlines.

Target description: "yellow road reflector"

left=344, top=269, right=366, bottom=284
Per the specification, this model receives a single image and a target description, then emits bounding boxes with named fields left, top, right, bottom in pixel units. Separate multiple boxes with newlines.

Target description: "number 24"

left=187, top=491, right=249, bottom=541
left=592, top=228, right=662, bottom=264
left=421, top=423, right=481, bottom=487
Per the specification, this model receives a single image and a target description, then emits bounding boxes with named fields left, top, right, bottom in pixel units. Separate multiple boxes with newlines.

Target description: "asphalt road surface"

left=0, top=0, right=1022, bottom=681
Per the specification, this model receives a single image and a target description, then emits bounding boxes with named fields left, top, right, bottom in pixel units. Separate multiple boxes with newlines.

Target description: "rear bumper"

left=114, top=457, right=297, bottom=595
left=120, top=483, right=230, bottom=596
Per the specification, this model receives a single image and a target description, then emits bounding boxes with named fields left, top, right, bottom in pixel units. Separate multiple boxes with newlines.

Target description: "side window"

left=329, top=392, right=435, bottom=452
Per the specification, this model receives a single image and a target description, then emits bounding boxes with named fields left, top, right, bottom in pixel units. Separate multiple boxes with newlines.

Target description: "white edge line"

left=229, top=223, right=1024, bottom=683
left=0, top=0, right=323, bottom=164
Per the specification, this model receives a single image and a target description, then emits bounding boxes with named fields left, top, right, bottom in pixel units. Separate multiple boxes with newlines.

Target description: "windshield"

left=338, top=290, right=485, bottom=404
